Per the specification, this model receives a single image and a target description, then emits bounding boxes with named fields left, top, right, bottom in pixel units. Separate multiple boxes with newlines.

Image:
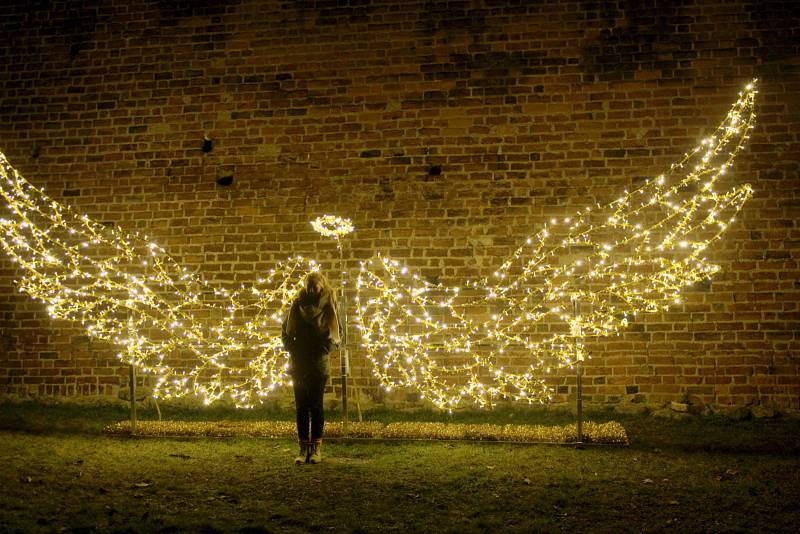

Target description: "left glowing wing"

left=0, top=151, right=315, bottom=407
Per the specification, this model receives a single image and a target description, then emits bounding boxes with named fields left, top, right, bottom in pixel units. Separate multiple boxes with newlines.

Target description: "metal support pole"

left=341, top=346, right=349, bottom=434
left=129, top=363, right=137, bottom=435
left=576, top=360, right=583, bottom=444
left=573, top=298, right=583, bottom=445
left=338, top=241, right=349, bottom=435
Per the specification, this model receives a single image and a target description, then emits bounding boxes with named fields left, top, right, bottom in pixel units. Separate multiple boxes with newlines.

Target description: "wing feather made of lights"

left=355, top=80, right=757, bottom=410
left=0, top=155, right=322, bottom=407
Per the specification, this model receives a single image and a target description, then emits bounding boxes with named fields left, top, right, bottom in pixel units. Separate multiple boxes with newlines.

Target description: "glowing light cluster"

left=0, top=154, right=326, bottom=407
left=355, top=80, right=758, bottom=410
left=311, top=215, right=354, bottom=240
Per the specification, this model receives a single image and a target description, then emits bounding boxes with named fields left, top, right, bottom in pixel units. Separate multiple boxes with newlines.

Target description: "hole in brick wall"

left=202, top=137, right=213, bottom=153
left=31, top=146, right=40, bottom=159
left=216, top=175, right=233, bottom=187
left=427, top=165, right=442, bottom=176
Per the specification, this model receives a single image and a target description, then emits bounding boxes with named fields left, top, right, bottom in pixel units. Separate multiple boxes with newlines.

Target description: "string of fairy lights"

left=0, top=80, right=757, bottom=409
left=355, top=80, right=757, bottom=409
left=0, top=157, right=327, bottom=407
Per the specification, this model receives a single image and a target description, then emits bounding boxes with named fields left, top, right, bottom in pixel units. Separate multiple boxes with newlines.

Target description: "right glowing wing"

left=356, top=80, right=757, bottom=410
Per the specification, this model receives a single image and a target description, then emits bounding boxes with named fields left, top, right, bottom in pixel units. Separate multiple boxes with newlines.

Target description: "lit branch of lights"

left=0, top=152, right=326, bottom=407
left=355, top=80, right=758, bottom=410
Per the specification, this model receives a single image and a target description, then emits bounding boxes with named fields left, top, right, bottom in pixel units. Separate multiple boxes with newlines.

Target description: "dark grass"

left=1, top=401, right=799, bottom=533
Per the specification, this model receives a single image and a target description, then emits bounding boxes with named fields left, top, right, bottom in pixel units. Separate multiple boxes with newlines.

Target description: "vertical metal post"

left=129, top=363, right=137, bottom=435
left=573, top=298, right=583, bottom=445
left=341, top=346, right=349, bottom=434
left=338, top=241, right=349, bottom=435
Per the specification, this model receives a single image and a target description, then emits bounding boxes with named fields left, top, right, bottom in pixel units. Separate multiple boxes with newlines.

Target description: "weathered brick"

left=0, top=0, right=797, bottom=410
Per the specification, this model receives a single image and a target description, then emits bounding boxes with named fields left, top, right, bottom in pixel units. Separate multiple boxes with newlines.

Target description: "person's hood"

left=285, top=286, right=339, bottom=343
left=298, top=287, right=333, bottom=327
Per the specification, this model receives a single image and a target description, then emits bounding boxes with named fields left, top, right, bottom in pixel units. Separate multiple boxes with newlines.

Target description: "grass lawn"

left=1, top=402, right=799, bottom=533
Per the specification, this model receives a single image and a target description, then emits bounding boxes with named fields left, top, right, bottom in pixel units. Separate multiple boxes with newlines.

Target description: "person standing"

left=281, top=271, right=340, bottom=464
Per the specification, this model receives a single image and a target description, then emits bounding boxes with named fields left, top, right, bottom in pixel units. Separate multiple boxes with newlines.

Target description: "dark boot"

left=294, top=440, right=310, bottom=465
left=308, top=439, right=322, bottom=464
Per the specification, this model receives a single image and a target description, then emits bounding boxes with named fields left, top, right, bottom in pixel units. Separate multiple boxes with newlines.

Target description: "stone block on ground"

left=614, top=402, right=649, bottom=416
left=670, top=401, right=689, bottom=413
left=751, top=404, right=776, bottom=419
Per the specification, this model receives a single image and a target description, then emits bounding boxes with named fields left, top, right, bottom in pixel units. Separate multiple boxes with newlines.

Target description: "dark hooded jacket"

left=281, top=287, right=339, bottom=378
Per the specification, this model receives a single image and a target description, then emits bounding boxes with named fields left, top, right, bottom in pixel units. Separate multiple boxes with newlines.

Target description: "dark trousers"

left=292, top=372, right=327, bottom=441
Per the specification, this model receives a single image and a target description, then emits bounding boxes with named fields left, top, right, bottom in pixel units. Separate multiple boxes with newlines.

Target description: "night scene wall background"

left=0, top=0, right=798, bottom=411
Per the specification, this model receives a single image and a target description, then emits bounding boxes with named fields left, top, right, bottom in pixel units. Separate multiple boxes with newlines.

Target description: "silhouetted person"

left=281, top=271, right=340, bottom=464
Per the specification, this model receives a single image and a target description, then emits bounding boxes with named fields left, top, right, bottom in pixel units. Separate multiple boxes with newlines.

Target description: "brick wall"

left=0, top=0, right=798, bottom=410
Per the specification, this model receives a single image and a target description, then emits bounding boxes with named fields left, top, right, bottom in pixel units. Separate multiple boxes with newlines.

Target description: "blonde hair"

left=288, top=271, right=340, bottom=343
left=305, top=271, right=329, bottom=294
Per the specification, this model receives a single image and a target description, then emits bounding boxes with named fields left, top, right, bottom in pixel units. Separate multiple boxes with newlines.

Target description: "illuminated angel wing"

left=356, top=80, right=757, bottom=410
left=0, top=154, right=317, bottom=407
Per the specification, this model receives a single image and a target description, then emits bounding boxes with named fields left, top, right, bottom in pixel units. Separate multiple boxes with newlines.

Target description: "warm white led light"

left=355, top=80, right=757, bottom=409
left=311, top=215, right=355, bottom=239
left=0, top=80, right=758, bottom=410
